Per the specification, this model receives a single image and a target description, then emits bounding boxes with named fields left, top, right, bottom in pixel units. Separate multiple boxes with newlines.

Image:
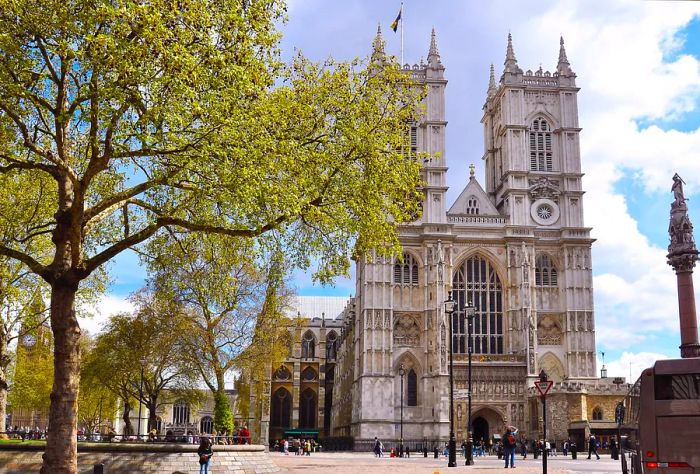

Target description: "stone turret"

left=426, top=27, right=443, bottom=71
left=371, top=23, right=385, bottom=61
left=667, top=173, right=700, bottom=358
left=487, top=64, right=497, bottom=98
left=501, top=33, right=523, bottom=84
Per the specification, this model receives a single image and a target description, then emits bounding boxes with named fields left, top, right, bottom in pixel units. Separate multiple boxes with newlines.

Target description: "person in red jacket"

left=239, top=425, right=251, bottom=444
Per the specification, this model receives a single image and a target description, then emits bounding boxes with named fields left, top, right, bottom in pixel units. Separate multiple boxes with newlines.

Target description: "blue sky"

left=92, top=0, right=700, bottom=382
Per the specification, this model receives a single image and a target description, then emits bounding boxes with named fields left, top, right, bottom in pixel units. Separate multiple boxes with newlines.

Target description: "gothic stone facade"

left=257, top=31, right=624, bottom=448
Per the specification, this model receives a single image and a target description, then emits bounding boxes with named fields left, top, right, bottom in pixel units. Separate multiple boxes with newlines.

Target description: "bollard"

left=433, top=447, right=439, bottom=458
left=424, top=446, right=428, bottom=458
left=93, top=464, right=106, bottom=474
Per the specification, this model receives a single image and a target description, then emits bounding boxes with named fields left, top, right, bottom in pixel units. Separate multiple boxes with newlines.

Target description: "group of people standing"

left=273, top=437, right=317, bottom=455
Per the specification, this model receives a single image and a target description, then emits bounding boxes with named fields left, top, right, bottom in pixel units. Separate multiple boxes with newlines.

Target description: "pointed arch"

left=271, top=387, right=292, bottom=428
left=528, top=115, right=554, bottom=171
left=301, top=330, right=316, bottom=359
left=326, top=330, right=338, bottom=360
left=393, top=252, right=420, bottom=285
left=407, top=369, right=418, bottom=406
left=299, top=388, right=317, bottom=429
left=451, top=253, right=504, bottom=355
left=539, top=352, right=565, bottom=382
left=591, top=406, right=604, bottom=421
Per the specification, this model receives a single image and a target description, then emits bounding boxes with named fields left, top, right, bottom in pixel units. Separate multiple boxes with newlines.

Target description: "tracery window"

left=529, top=117, right=553, bottom=172
left=271, top=388, right=291, bottom=427
left=535, top=254, right=558, bottom=287
left=301, top=366, right=317, bottom=381
left=393, top=252, right=419, bottom=285
left=407, top=369, right=418, bottom=406
left=592, top=406, right=603, bottom=421
left=326, top=331, right=338, bottom=361
left=172, top=401, right=190, bottom=425
left=200, top=416, right=214, bottom=434
left=274, top=366, right=291, bottom=381
left=452, top=255, right=504, bottom=355
left=299, top=388, right=317, bottom=429
left=301, top=331, right=316, bottom=359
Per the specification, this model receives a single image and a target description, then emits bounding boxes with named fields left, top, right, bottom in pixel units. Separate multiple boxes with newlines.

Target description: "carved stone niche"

left=393, top=313, right=421, bottom=346
left=537, top=314, right=563, bottom=345
left=528, top=177, right=561, bottom=203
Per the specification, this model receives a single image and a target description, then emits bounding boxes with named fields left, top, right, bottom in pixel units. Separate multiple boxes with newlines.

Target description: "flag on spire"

left=390, top=6, right=402, bottom=32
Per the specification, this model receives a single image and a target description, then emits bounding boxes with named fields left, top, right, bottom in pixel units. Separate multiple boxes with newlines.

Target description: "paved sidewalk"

left=272, top=452, right=620, bottom=474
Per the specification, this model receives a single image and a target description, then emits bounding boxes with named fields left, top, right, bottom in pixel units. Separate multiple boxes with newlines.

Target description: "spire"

left=427, top=27, right=443, bottom=69
left=503, top=32, right=522, bottom=75
left=557, top=36, right=574, bottom=76
left=371, top=23, right=385, bottom=60
left=487, top=64, right=497, bottom=97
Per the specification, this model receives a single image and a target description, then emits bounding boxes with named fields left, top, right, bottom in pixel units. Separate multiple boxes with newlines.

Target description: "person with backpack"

left=503, top=428, right=517, bottom=468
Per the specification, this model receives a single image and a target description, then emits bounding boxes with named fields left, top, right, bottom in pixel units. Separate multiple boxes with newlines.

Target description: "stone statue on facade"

left=672, top=173, right=686, bottom=209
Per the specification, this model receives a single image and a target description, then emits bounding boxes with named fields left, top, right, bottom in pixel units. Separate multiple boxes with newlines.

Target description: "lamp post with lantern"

left=399, top=363, right=405, bottom=457
left=464, top=299, right=476, bottom=466
left=444, top=294, right=457, bottom=467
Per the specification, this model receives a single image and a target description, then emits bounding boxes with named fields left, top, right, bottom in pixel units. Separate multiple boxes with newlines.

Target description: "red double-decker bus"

left=619, top=358, right=700, bottom=474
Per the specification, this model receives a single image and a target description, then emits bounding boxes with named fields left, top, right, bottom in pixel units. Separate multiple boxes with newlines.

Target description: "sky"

left=86, top=0, right=700, bottom=383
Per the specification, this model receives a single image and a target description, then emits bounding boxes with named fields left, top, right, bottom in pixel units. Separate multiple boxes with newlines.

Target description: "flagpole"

left=400, top=1, right=404, bottom=66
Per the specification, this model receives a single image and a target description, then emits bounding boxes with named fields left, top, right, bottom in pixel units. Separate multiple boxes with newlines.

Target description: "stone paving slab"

left=271, top=452, right=621, bottom=474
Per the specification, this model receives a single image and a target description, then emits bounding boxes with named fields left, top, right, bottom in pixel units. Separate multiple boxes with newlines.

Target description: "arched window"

left=393, top=252, right=419, bottom=285
left=172, top=401, right=190, bottom=425
left=592, top=407, right=603, bottom=421
left=299, top=388, right=317, bottom=429
left=200, top=416, right=214, bottom=434
left=407, top=369, right=418, bottom=406
left=271, top=388, right=292, bottom=428
left=452, top=255, right=504, bottom=355
left=467, top=197, right=480, bottom=215
left=529, top=117, right=553, bottom=172
left=326, top=331, right=338, bottom=361
left=301, top=366, right=317, bottom=381
left=301, top=331, right=316, bottom=359
left=535, top=254, right=558, bottom=287
left=273, top=365, right=291, bottom=381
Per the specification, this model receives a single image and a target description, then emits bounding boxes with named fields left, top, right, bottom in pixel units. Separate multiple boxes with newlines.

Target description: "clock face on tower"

left=23, top=334, right=37, bottom=348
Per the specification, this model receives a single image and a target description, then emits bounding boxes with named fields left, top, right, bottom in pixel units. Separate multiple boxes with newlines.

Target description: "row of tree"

left=0, top=0, right=424, bottom=471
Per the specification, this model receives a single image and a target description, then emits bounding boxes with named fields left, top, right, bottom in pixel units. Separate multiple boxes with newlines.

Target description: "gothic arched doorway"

left=472, top=417, right=489, bottom=446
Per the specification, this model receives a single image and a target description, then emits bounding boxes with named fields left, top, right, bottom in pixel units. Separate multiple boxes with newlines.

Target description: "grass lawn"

left=0, top=439, right=46, bottom=445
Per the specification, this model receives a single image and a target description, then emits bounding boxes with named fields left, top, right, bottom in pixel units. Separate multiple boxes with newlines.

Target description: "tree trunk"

left=147, top=399, right=158, bottom=432
left=41, top=283, right=80, bottom=474
left=0, top=329, right=9, bottom=439
left=122, top=399, right=133, bottom=436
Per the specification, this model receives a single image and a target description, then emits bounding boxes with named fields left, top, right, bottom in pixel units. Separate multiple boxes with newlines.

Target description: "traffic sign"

left=535, top=380, right=553, bottom=397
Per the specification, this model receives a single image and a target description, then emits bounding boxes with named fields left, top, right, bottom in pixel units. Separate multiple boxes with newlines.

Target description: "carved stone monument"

left=667, top=174, right=700, bottom=358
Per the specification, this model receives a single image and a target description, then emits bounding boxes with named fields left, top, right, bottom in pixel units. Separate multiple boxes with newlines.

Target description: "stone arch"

left=524, top=109, right=560, bottom=131
left=469, top=406, right=506, bottom=445
left=450, top=248, right=507, bottom=286
left=539, top=352, right=565, bottom=382
left=394, top=350, right=422, bottom=409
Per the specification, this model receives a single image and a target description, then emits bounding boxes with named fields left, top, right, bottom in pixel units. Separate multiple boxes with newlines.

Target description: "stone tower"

left=481, top=35, right=596, bottom=380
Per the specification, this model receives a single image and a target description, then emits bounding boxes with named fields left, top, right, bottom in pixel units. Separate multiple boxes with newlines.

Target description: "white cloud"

left=79, top=294, right=134, bottom=337
left=600, top=351, right=671, bottom=383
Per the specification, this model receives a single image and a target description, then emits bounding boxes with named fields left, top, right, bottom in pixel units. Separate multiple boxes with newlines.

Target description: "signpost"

left=535, top=371, right=553, bottom=474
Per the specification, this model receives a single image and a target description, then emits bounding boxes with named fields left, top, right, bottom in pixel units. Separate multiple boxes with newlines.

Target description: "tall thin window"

left=271, top=388, right=291, bottom=427
left=452, top=255, right=504, bottom=355
left=299, top=388, right=317, bottom=429
left=301, top=331, right=316, bottom=359
left=172, top=401, right=190, bottom=425
left=409, top=124, right=418, bottom=157
left=200, top=416, right=214, bottom=434
left=529, top=117, right=553, bottom=171
left=326, top=331, right=337, bottom=361
left=535, top=254, right=558, bottom=287
left=393, top=252, right=419, bottom=285
left=407, top=369, right=418, bottom=406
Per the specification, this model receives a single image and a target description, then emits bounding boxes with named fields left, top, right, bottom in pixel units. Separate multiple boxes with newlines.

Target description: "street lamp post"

left=399, top=363, right=405, bottom=457
left=444, top=294, right=457, bottom=468
left=539, top=369, right=549, bottom=474
left=465, top=300, right=476, bottom=466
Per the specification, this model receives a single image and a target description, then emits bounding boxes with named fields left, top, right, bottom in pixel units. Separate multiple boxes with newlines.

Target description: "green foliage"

left=79, top=337, right=118, bottom=434
left=8, top=329, right=53, bottom=413
left=213, top=390, right=234, bottom=434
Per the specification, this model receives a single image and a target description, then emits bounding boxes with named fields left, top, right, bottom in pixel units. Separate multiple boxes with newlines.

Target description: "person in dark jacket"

left=198, top=437, right=214, bottom=474
left=503, top=429, right=517, bottom=468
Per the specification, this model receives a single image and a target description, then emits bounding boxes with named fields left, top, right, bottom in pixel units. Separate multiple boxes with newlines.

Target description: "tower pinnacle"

left=371, top=23, right=385, bottom=60
left=487, top=64, right=497, bottom=97
left=503, top=32, right=522, bottom=75
left=557, top=36, right=574, bottom=76
left=427, top=27, right=443, bottom=69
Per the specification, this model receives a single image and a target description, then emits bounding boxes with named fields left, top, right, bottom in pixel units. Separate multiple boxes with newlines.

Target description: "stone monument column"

left=667, top=174, right=700, bottom=358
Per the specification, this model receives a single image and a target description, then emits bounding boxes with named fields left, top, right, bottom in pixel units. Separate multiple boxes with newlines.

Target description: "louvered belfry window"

left=529, top=117, right=553, bottom=171
left=394, top=253, right=419, bottom=285
left=535, top=254, right=558, bottom=287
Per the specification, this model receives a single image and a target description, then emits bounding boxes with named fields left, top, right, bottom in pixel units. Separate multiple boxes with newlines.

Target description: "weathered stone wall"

left=0, top=443, right=278, bottom=474
left=585, top=393, right=625, bottom=421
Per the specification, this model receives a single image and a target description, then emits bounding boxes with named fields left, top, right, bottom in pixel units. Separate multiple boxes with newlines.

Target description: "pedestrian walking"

left=197, top=437, right=213, bottom=474
left=503, top=428, right=516, bottom=468
left=610, top=437, right=619, bottom=460
left=587, top=434, right=600, bottom=460
left=520, top=439, right=528, bottom=459
left=374, top=437, right=381, bottom=457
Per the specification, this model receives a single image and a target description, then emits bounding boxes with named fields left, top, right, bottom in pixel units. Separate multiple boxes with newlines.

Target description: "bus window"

left=654, top=374, right=700, bottom=400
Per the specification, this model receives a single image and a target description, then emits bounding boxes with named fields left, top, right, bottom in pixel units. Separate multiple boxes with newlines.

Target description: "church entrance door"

left=472, top=416, right=489, bottom=446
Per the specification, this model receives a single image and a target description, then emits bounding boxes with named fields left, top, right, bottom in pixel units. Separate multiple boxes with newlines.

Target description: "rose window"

left=537, top=204, right=553, bottom=220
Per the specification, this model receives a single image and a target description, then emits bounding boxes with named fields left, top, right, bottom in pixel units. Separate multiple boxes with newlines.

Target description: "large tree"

left=149, top=233, right=291, bottom=434
left=0, top=0, right=423, bottom=471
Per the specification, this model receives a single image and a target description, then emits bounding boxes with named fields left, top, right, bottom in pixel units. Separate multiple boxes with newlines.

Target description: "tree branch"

left=0, top=245, right=49, bottom=281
